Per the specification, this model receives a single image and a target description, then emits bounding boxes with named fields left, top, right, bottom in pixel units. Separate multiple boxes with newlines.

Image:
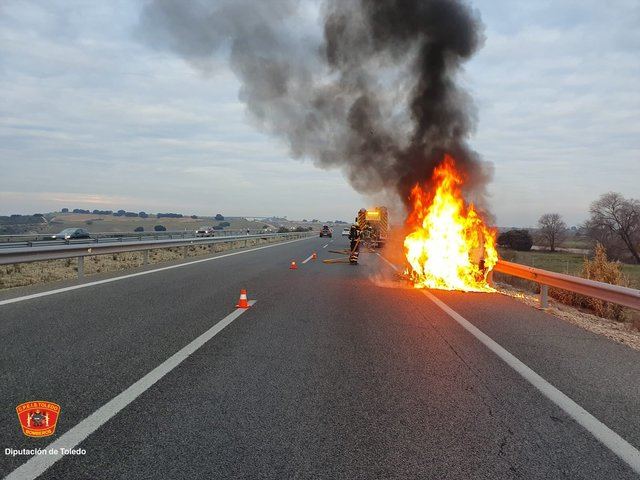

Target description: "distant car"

left=341, top=228, right=350, bottom=237
left=195, top=226, right=215, bottom=237
left=319, top=225, right=332, bottom=238
left=44, top=228, right=91, bottom=240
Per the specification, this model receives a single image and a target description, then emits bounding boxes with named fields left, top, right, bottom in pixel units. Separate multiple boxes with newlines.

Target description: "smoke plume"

left=137, top=0, right=490, bottom=212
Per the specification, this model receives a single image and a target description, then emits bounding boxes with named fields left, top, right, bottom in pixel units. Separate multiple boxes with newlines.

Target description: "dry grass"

left=547, top=244, right=629, bottom=321
left=497, top=244, right=639, bottom=323
left=0, top=236, right=286, bottom=290
left=498, top=247, right=640, bottom=289
left=496, top=243, right=640, bottom=346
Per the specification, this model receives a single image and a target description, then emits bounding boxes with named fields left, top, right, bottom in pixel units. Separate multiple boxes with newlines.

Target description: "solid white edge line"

left=376, top=253, right=640, bottom=474
left=4, top=300, right=257, bottom=480
left=302, top=254, right=314, bottom=264
left=0, top=236, right=312, bottom=306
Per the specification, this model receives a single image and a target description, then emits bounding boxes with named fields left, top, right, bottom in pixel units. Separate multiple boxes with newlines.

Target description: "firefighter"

left=348, top=220, right=361, bottom=265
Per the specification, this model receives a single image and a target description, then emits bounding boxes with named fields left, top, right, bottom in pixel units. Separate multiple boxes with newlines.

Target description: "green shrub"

left=498, top=229, right=533, bottom=251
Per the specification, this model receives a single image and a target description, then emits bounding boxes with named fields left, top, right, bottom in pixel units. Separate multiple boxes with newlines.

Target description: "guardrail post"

left=77, top=256, right=84, bottom=279
left=539, top=284, right=549, bottom=308
left=143, top=249, right=149, bottom=265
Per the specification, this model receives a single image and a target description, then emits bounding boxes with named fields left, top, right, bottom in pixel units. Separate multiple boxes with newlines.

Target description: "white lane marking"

left=422, top=290, right=640, bottom=474
left=322, top=244, right=329, bottom=249
left=0, top=237, right=313, bottom=306
left=302, top=254, right=314, bottom=264
left=5, top=301, right=256, bottom=480
left=376, top=254, right=640, bottom=474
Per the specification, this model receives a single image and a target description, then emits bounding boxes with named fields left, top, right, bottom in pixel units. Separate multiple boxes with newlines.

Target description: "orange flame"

left=403, top=154, right=497, bottom=291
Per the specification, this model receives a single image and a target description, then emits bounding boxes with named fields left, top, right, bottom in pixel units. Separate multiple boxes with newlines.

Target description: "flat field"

left=44, top=213, right=273, bottom=233
left=498, top=248, right=640, bottom=289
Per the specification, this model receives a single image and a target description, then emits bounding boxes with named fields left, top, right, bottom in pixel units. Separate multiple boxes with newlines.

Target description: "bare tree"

left=537, top=213, right=567, bottom=252
left=586, top=192, right=640, bottom=264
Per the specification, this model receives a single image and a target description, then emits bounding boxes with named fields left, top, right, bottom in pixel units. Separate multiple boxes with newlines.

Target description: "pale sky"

left=1, top=0, right=638, bottom=226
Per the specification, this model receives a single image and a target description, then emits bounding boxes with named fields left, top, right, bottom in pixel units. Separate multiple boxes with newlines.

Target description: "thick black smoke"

left=137, top=0, right=491, bottom=212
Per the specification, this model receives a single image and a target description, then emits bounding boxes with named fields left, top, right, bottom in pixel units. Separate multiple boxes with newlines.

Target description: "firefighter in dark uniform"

left=348, top=221, right=361, bottom=264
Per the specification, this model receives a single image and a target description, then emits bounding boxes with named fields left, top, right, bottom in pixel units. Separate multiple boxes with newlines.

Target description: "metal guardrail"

left=0, top=229, right=279, bottom=248
left=6, top=238, right=635, bottom=311
left=0, top=232, right=312, bottom=278
left=493, top=259, right=640, bottom=310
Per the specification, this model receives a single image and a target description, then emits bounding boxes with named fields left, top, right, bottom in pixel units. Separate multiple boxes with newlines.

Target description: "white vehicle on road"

left=342, top=228, right=350, bottom=237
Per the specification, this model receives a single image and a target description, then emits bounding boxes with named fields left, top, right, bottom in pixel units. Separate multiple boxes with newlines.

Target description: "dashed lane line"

left=4, top=301, right=257, bottom=480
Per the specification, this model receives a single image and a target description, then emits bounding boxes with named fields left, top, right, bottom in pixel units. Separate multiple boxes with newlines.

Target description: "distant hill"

left=0, top=215, right=48, bottom=235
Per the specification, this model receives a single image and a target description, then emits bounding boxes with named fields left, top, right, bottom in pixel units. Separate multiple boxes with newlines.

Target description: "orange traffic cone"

left=235, top=289, right=250, bottom=308
left=312, top=252, right=317, bottom=260
left=290, top=260, right=298, bottom=270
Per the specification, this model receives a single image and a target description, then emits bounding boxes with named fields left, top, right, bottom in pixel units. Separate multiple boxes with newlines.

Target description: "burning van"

left=403, top=155, right=497, bottom=292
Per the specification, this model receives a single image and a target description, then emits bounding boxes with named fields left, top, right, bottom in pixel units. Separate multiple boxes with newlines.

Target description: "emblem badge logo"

left=16, top=401, right=61, bottom=437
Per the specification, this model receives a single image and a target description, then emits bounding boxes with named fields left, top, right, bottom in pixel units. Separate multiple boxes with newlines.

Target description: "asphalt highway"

left=1, top=235, right=639, bottom=479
